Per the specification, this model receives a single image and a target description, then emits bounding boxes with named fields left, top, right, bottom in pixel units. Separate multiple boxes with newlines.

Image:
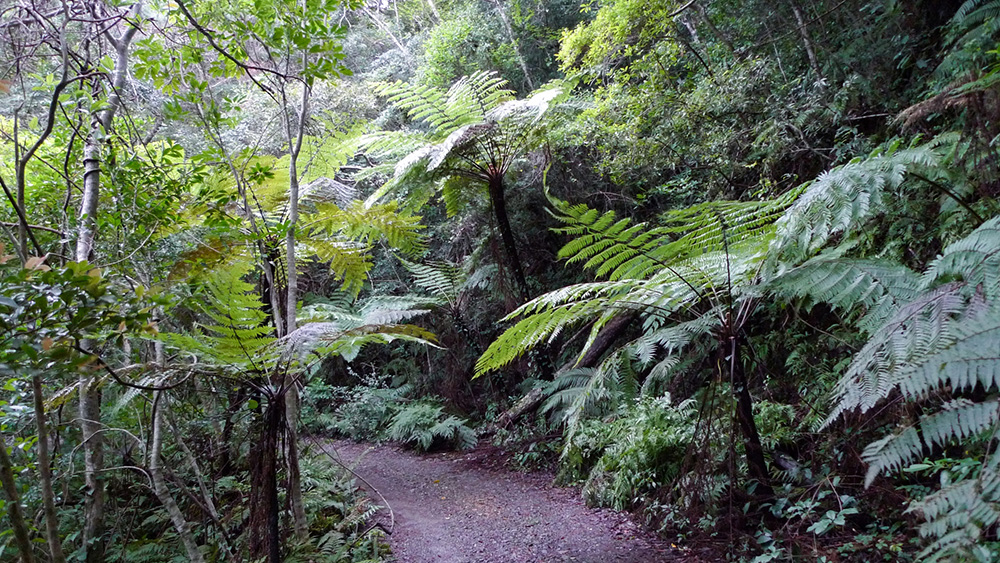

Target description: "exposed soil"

left=322, top=440, right=707, bottom=563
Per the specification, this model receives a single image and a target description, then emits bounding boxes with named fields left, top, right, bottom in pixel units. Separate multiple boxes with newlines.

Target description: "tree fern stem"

left=487, top=175, right=530, bottom=303
left=729, top=335, right=773, bottom=496
left=907, top=171, right=986, bottom=225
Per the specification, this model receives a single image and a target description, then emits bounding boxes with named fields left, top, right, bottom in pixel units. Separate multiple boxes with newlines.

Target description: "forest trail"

left=322, top=440, right=702, bottom=563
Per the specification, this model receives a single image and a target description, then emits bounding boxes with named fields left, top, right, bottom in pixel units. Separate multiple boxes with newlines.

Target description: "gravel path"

left=323, top=440, right=701, bottom=563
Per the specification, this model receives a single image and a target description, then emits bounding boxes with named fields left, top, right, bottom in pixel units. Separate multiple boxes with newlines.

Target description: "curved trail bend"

left=325, top=440, right=701, bottom=563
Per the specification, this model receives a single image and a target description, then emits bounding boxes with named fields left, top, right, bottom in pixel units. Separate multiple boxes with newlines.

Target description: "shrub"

left=386, top=400, right=477, bottom=451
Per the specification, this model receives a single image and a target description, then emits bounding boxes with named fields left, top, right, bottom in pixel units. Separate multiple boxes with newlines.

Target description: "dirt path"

left=323, top=440, right=702, bottom=563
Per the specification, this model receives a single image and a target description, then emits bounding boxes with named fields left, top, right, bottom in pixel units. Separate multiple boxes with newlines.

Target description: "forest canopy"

left=2, top=0, right=1000, bottom=561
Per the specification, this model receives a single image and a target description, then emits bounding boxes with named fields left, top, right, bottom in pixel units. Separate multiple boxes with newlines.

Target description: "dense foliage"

left=2, top=0, right=1000, bottom=561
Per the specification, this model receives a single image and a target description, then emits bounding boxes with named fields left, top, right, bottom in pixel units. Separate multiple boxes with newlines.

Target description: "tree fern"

left=770, top=142, right=947, bottom=264
left=163, top=262, right=276, bottom=374
left=782, top=212, right=1000, bottom=558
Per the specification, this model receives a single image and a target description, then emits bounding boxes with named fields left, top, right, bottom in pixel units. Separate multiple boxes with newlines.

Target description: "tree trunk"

left=487, top=175, right=530, bottom=303
left=77, top=370, right=105, bottom=563
left=282, top=67, right=309, bottom=544
left=729, top=336, right=773, bottom=496
left=424, top=0, right=441, bottom=21
left=76, top=24, right=138, bottom=561
left=150, top=394, right=206, bottom=563
left=0, top=434, right=34, bottom=563
left=789, top=1, right=824, bottom=86
left=32, top=375, right=66, bottom=563
left=489, top=0, right=534, bottom=90
left=249, top=400, right=283, bottom=563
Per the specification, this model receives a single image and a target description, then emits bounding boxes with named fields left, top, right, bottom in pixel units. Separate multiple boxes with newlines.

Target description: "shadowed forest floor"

left=323, top=440, right=709, bottom=563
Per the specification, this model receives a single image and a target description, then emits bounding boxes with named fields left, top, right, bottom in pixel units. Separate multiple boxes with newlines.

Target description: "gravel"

left=325, top=440, right=704, bottom=563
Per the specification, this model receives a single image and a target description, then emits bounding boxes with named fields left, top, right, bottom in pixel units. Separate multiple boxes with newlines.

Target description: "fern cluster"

left=385, top=401, right=477, bottom=451
left=772, top=214, right=1000, bottom=559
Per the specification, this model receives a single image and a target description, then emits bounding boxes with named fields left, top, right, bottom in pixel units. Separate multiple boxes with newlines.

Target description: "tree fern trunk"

left=487, top=175, right=530, bottom=303
left=249, top=399, right=283, bottom=563
left=729, top=336, right=773, bottom=496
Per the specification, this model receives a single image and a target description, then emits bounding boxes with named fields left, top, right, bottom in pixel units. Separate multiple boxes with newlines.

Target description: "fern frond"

left=772, top=144, right=945, bottom=262
left=281, top=322, right=437, bottom=363
left=161, top=262, right=276, bottom=373
left=909, top=467, right=1000, bottom=563
left=400, top=258, right=466, bottom=307
left=923, top=216, right=1000, bottom=299
left=898, top=308, right=1000, bottom=400
left=768, top=255, right=922, bottom=334
left=825, top=282, right=971, bottom=421
left=863, top=399, right=1000, bottom=486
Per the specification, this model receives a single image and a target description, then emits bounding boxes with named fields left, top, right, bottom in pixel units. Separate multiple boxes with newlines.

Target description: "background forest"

left=2, top=0, right=1000, bottom=561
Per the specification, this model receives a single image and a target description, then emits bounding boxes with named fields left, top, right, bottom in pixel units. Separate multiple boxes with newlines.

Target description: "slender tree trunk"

left=424, top=0, right=441, bottom=21
left=694, top=2, right=734, bottom=53
left=487, top=175, right=530, bottom=303
left=166, top=413, right=238, bottom=563
left=363, top=7, right=411, bottom=59
left=76, top=22, right=138, bottom=561
left=77, top=368, right=105, bottom=563
left=150, top=394, right=206, bottom=563
left=729, top=336, right=773, bottom=496
left=0, top=435, right=34, bottom=563
left=490, top=0, right=534, bottom=90
left=789, top=1, right=824, bottom=85
left=283, top=71, right=309, bottom=544
left=32, top=375, right=66, bottom=563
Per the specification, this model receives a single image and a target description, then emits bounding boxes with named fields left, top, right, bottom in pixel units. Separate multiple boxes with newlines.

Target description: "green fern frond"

left=768, top=256, right=922, bottom=334
left=386, top=401, right=477, bottom=451
left=863, top=399, right=1000, bottom=486
left=923, top=216, right=1000, bottom=299
left=826, top=282, right=971, bottom=420
left=162, top=262, right=276, bottom=372
left=898, top=308, right=1000, bottom=400
left=305, top=239, right=373, bottom=297
left=282, top=322, right=437, bottom=363
left=400, top=258, right=465, bottom=303
left=311, top=200, right=426, bottom=256
left=909, top=467, right=1000, bottom=563
left=772, top=143, right=945, bottom=262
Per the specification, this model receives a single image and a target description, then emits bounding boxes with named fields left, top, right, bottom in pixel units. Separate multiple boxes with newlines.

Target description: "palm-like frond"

left=822, top=217, right=1000, bottom=421
left=363, top=74, right=574, bottom=209
left=400, top=258, right=464, bottom=304
left=550, top=190, right=796, bottom=282
left=302, top=200, right=426, bottom=295
left=162, top=262, right=276, bottom=375
left=375, top=71, right=513, bottom=138
left=909, top=467, right=1000, bottom=563
left=770, top=143, right=945, bottom=264
left=286, top=294, right=439, bottom=362
left=767, top=255, right=922, bottom=334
